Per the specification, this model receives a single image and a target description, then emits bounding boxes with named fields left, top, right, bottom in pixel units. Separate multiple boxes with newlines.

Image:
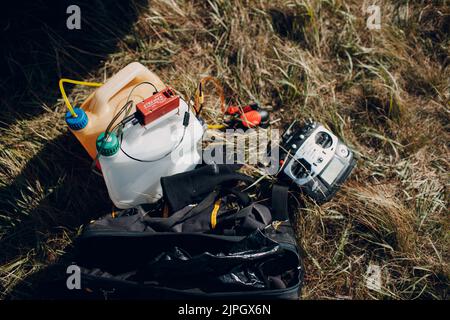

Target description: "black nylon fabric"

left=130, top=231, right=289, bottom=291
left=74, top=224, right=302, bottom=298
left=271, top=184, right=290, bottom=221
left=160, top=164, right=254, bottom=212
left=65, top=165, right=303, bottom=299
left=85, top=190, right=275, bottom=235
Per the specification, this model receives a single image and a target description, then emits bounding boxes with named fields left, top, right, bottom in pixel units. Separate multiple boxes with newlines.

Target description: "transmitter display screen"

left=321, top=158, right=345, bottom=185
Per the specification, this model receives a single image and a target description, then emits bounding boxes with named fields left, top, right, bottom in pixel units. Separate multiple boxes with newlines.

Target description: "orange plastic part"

left=240, top=110, right=262, bottom=128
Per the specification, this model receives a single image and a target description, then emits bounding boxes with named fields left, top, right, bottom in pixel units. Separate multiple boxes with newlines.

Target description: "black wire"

left=196, top=82, right=203, bottom=116
left=118, top=100, right=190, bottom=162
left=110, top=81, right=158, bottom=136
left=119, top=126, right=187, bottom=163
left=91, top=100, right=134, bottom=174
left=92, top=83, right=193, bottom=167
left=105, top=101, right=133, bottom=135
left=197, top=104, right=204, bottom=116
left=125, top=81, right=158, bottom=106
left=91, top=81, right=160, bottom=174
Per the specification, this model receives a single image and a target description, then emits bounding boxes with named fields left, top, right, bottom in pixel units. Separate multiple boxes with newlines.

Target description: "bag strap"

left=271, top=184, right=289, bottom=221
left=145, top=191, right=218, bottom=231
left=221, top=187, right=251, bottom=206
left=228, top=203, right=272, bottom=224
left=161, top=164, right=254, bottom=212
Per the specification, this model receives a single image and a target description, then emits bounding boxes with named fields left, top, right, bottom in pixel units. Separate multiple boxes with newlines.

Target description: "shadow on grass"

left=0, top=0, right=148, bottom=299
left=268, top=7, right=317, bottom=49
left=0, top=0, right=145, bottom=127
left=0, top=132, right=112, bottom=299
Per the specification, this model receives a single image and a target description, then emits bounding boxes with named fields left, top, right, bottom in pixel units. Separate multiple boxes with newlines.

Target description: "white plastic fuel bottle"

left=96, top=95, right=203, bottom=209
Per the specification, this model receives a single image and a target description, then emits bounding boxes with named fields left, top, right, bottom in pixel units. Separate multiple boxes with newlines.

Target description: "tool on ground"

left=194, top=77, right=270, bottom=130
left=225, top=102, right=270, bottom=129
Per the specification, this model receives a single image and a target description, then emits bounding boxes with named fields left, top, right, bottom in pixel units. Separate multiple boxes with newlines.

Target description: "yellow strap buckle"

left=210, top=199, right=221, bottom=229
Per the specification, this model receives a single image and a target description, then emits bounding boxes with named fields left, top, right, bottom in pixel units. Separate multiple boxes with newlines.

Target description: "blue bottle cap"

left=66, top=107, right=88, bottom=130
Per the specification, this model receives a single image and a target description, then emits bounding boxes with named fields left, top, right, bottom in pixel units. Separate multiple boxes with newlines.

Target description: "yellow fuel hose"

left=60, top=77, right=226, bottom=130
left=59, top=78, right=103, bottom=117
left=207, top=124, right=226, bottom=129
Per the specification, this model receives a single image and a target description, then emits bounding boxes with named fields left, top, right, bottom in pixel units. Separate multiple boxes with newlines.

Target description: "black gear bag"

left=67, top=165, right=304, bottom=299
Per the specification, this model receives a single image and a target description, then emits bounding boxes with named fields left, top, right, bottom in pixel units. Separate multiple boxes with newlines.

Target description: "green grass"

left=0, top=0, right=449, bottom=299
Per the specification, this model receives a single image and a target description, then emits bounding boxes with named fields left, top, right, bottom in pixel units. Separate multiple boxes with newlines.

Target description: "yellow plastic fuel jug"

left=63, top=62, right=166, bottom=159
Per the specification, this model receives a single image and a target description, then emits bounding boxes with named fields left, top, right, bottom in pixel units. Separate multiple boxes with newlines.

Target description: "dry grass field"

left=0, top=0, right=448, bottom=299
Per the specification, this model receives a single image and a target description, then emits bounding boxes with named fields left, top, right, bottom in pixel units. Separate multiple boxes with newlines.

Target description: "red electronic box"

left=136, top=87, right=180, bottom=125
